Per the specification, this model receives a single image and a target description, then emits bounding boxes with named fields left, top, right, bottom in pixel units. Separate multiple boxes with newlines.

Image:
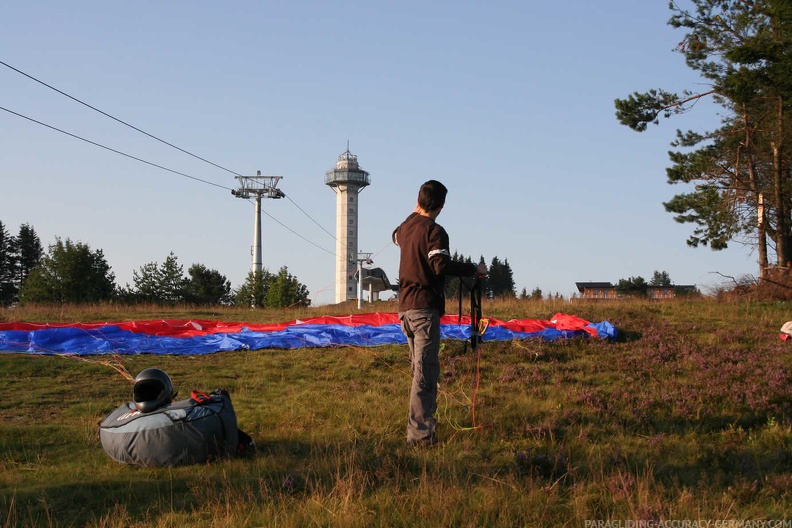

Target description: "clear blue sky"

left=1, top=1, right=757, bottom=306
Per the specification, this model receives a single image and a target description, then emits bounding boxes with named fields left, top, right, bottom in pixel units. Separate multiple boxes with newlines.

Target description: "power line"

left=0, top=59, right=243, bottom=177
left=1, top=59, right=343, bottom=252
left=285, top=194, right=337, bottom=242
left=259, top=208, right=335, bottom=256
left=1, top=104, right=338, bottom=257
left=1, top=58, right=353, bottom=270
left=0, top=105, right=232, bottom=191
left=0, top=60, right=344, bottom=251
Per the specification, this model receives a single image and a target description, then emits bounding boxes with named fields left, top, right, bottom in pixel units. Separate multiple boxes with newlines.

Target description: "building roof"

left=575, top=282, right=614, bottom=292
left=354, top=267, right=397, bottom=293
left=576, top=282, right=698, bottom=293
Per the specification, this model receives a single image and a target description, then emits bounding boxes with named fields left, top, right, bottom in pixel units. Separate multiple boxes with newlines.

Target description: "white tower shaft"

left=334, top=185, right=359, bottom=303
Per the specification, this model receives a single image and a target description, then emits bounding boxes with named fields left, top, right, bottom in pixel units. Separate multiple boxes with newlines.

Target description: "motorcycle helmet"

left=133, top=368, right=175, bottom=413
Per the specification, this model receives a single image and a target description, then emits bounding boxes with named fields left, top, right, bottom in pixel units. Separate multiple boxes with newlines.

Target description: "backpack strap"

left=190, top=390, right=212, bottom=404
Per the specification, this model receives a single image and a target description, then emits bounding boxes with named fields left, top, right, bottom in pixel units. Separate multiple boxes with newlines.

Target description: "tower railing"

left=324, top=172, right=371, bottom=186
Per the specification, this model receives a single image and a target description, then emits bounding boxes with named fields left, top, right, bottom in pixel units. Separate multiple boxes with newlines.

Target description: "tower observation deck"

left=325, top=149, right=370, bottom=304
left=324, top=149, right=370, bottom=188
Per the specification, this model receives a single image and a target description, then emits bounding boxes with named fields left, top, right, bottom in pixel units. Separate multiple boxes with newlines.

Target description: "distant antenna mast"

left=356, top=252, right=373, bottom=310
left=231, top=171, right=285, bottom=277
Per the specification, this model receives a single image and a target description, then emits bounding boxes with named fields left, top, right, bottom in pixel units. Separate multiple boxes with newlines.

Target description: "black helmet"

left=133, top=368, right=175, bottom=413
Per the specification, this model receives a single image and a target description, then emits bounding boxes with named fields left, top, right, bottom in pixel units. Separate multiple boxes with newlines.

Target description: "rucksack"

left=99, top=388, right=253, bottom=467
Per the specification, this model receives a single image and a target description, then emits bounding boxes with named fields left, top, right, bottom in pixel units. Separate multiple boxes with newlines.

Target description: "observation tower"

left=325, top=148, right=370, bottom=303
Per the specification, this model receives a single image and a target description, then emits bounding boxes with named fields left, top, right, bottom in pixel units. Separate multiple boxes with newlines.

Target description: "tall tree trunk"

left=773, top=96, right=788, bottom=266
left=758, top=193, right=769, bottom=278
left=742, top=105, right=769, bottom=277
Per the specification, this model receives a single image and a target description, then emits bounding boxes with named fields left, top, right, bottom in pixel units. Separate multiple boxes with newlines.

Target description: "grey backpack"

left=99, top=389, right=243, bottom=467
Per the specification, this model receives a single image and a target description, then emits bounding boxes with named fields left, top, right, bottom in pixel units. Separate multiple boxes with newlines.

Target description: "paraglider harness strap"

left=190, top=390, right=212, bottom=404
left=190, top=389, right=229, bottom=405
left=458, top=276, right=487, bottom=352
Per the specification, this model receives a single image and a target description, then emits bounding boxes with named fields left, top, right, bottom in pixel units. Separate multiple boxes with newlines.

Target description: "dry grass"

left=2, top=298, right=792, bottom=526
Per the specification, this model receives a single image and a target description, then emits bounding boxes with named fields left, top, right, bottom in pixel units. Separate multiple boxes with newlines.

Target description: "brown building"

left=576, top=282, right=698, bottom=300
left=575, top=282, right=618, bottom=300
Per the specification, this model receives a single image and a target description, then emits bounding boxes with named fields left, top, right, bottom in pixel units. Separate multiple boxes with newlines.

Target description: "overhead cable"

left=0, top=105, right=231, bottom=190
left=1, top=104, right=337, bottom=256
left=1, top=59, right=343, bottom=260
left=259, top=210, right=335, bottom=256
left=285, top=194, right=338, bottom=242
left=1, top=59, right=342, bottom=250
left=3, top=59, right=340, bottom=246
left=0, top=59, right=243, bottom=177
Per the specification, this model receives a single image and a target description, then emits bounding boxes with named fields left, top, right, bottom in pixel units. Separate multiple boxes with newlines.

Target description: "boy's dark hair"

left=418, top=180, right=448, bottom=212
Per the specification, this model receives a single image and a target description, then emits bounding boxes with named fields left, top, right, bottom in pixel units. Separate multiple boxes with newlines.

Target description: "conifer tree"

left=0, top=221, right=16, bottom=304
left=234, top=270, right=273, bottom=308
left=186, top=264, right=231, bottom=305
left=265, top=266, right=310, bottom=308
left=16, top=223, right=42, bottom=286
left=615, top=0, right=792, bottom=276
left=131, top=252, right=188, bottom=304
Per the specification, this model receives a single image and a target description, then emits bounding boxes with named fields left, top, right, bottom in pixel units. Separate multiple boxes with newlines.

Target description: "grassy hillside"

left=1, top=299, right=791, bottom=527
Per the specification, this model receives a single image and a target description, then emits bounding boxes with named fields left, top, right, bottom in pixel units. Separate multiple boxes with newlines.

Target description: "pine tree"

left=616, top=276, right=649, bottom=298
left=132, top=261, right=162, bottom=303
left=501, top=258, right=516, bottom=298
left=487, top=256, right=516, bottom=298
left=444, top=251, right=474, bottom=299
left=266, top=266, right=310, bottom=308
left=615, top=0, right=792, bottom=276
left=159, top=253, right=187, bottom=304
left=650, top=270, right=672, bottom=286
left=0, top=221, right=16, bottom=304
left=186, top=264, right=231, bottom=305
left=131, top=253, right=188, bottom=304
left=234, top=270, right=273, bottom=308
left=16, top=223, right=42, bottom=287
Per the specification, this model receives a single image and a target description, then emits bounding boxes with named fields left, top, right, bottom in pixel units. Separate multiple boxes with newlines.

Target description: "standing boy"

left=392, top=180, right=487, bottom=446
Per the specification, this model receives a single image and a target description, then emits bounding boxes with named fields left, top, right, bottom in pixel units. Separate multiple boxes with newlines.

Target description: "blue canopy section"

left=0, top=319, right=617, bottom=356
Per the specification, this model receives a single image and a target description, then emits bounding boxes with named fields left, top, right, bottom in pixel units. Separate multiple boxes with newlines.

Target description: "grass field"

left=1, top=299, right=792, bottom=527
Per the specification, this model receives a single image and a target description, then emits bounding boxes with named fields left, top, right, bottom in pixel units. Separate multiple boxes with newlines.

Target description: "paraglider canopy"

left=0, top=312, right=618, bottom=356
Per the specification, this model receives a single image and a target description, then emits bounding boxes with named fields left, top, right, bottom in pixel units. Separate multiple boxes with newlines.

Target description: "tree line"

left=0, top=221, right=310, bottom=307
left=2, top=220, right=548, bottom=307
left=614, top=270, right=700, bottom=298
left=443, top=252, right=518, bottom=299
left=443, top=253, right=562, bottom=300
